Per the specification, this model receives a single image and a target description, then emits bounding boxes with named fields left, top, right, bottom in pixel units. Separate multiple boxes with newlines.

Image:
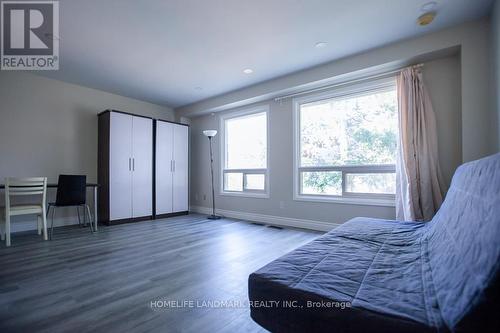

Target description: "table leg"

left=94, top=186, right=98, bottom=232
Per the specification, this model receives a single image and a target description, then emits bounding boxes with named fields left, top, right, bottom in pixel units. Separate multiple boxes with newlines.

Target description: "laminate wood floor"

left=0, top=214, right=320, bottom=333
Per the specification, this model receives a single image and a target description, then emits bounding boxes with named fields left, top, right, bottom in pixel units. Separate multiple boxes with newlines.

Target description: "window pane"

left=345, top=173, right=396, bottom=194
left=301, top=171, right=342, bottom=196
left=224, top=173, right=243, bottom=191
left=245, top=174, right=265, bottom=190
left=226, top=112, right=267, bottom=169
left=300, top=88, right=398, bottom=167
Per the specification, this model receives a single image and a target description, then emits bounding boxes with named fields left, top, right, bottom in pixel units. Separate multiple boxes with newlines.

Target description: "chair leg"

left=85, top=205, right=94, bottom=232
left=0, top=214, right=4, bottom=241
left=83, top=205, right=87, bottom=227
left=46, top=206, right=51, bottom=238
left=76, top=206, right=82, bottom=227
left=37, top=215, right=42, bottom=235
left=0, top=214, right=5, bottom=240
left=42, top=210, right=48, bottom=241
left=6, top=213, right=11, bottom=247
left=50, top=206, right=56, bottom=240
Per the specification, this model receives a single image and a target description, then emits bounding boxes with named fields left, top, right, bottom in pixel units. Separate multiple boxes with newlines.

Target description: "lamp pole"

left=203, top=130, right=221, bottom=220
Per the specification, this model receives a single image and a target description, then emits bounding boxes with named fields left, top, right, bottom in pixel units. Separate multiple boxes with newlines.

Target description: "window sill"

left=220, top=191, right=269, bottom=199
left=293, top=194, right=395, bottom=207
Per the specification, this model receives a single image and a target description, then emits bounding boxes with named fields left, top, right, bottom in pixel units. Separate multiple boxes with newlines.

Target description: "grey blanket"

left=248, top=153, right=500, bottom=332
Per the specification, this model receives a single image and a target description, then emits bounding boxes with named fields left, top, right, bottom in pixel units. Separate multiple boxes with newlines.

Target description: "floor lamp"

left=203, top=130, right=221, bottom=220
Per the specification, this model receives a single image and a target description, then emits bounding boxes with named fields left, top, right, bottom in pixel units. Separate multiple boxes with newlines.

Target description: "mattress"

left=248, top=153, right=500, bottom=333
left=249, top=218, right=440, bottom=332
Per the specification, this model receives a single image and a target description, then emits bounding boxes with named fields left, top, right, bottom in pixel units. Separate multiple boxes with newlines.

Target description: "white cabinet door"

left=109, top=112, right=133, bottom=220
left=172, top=124, right=189, bottom=212
left=155, top=121, right=174, bottom=215
left=131, top=116, right=153, bottom=218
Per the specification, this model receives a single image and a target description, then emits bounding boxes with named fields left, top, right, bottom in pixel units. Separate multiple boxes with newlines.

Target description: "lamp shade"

left=203, top=130, right=218, bottom=137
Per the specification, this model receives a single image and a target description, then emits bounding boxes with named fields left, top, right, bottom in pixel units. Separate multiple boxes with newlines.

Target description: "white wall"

left=0, top=72, right=174, bottom=232
left=188, top=55, right=462, bottom=227
left=423, top=56, right=462, bottom=186
left=177, top=18, right=495, bottom=162
left=493, top=0, right=500, bottom=151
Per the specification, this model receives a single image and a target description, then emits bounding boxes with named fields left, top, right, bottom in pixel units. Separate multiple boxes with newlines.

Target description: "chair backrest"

left=425, top=153, right=500, bottom=331
left=55, top=175, right=86, bottom=206
left=5, top=177, right=48, bottom=208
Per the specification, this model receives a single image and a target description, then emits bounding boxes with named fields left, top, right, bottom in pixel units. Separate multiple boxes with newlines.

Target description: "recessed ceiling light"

left=417, top=12, right=436, bottom=26
left=315, top=42, right=327, bottom=48
left=243, top=68, right=253, bottom=74
left=421, top=1, right=437, bottom=12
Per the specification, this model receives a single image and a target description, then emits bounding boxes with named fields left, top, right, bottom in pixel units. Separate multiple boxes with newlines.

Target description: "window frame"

left=220, top=105, right=270, bottom=198
left=293, top=77, right=398, bottom=206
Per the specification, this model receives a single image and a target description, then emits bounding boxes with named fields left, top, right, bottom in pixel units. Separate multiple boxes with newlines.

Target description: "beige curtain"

left=396, top=66, right=445, bottom=221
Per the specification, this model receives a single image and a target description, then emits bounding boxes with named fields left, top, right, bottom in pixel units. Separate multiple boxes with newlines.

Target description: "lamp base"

left=207, top=214, right=222, bottom=220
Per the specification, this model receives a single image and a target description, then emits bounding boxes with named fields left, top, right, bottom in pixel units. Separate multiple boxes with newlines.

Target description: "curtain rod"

left=274, top=63, right=423, bottom=102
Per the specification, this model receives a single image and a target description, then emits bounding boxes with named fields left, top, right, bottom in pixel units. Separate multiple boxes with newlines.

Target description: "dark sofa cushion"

left=249, top=153, right=500, bottom=332
left=425, top=153, right=500, bottom=330
left=249, top=218, right=442, bottom=332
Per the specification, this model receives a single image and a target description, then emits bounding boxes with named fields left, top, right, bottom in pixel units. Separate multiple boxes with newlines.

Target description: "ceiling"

left=37, top=0, right=494, bottom=108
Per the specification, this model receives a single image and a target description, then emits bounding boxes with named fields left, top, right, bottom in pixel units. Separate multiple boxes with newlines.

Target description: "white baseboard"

left=189, top=205, right=339, bottom=232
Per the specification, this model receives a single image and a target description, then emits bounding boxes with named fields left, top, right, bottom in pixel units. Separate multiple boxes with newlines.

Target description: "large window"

left=294, top=78, right=398, bottom=205
left=220, top=106, right=269, bottom=197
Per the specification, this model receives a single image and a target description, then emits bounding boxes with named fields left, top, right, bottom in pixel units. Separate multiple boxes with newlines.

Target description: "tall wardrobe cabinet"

left=98, top=110, right=189, bottom=225
left=98, top=111, right=153, bottom=224
left=155, top=120, right=189, bottom=216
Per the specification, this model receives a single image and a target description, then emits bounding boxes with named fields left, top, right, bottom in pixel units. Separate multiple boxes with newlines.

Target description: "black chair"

left=47, top=175, right=93, bottom=239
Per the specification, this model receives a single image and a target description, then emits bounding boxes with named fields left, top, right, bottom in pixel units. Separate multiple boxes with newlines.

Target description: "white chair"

left=1, top=177, right=48, bottom=246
